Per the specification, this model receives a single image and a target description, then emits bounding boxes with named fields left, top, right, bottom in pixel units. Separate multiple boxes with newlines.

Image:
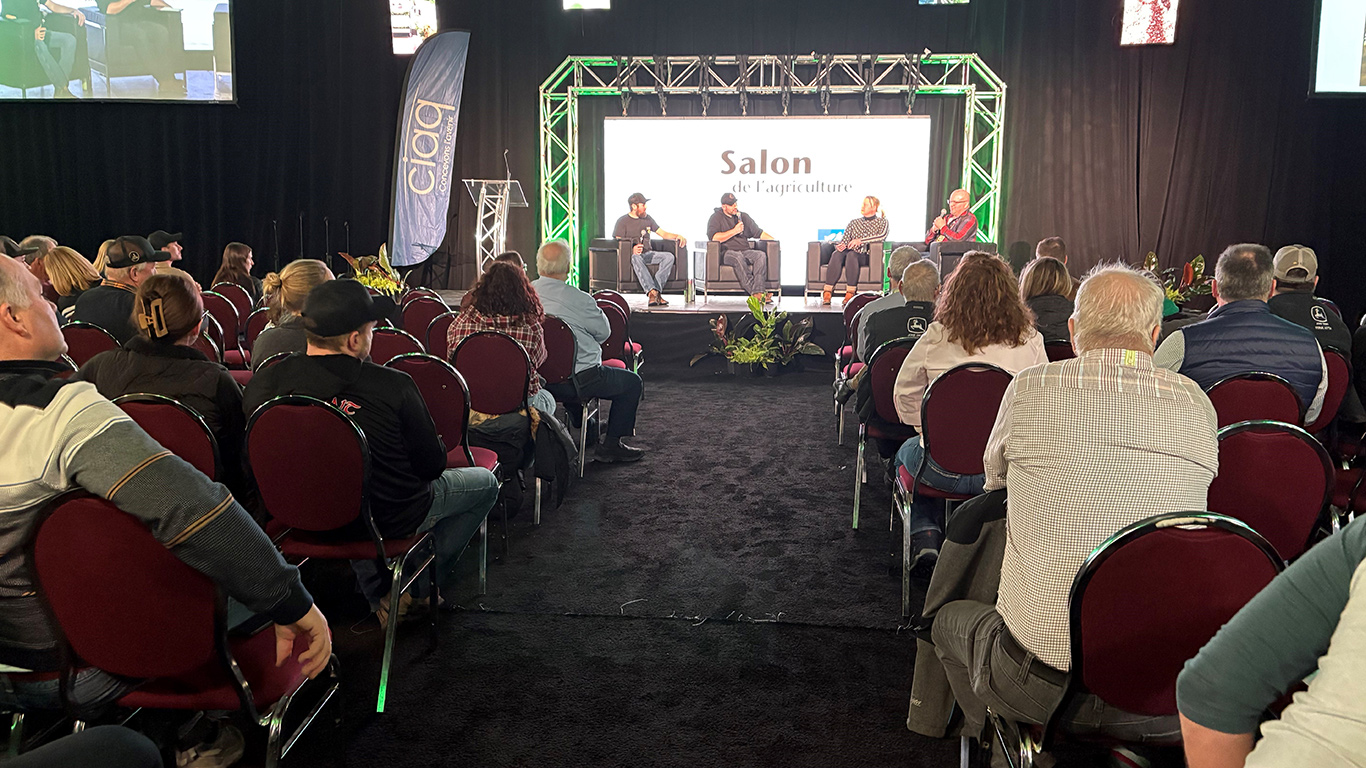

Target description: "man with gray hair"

left=929, top=263, right=1219, bottom=757
left=1154, top=243, right=1327, bottom=425
left=856, top=246, right=923, bottom=361
left=532, top=240, right=644, bottom=463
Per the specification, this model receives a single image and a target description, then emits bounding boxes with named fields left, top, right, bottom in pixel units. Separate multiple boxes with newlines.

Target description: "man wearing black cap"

left=243, top=280, right=499, bottom=622
left=148, top=230, right=182, bottom=263
left=707, top=193, right=775, bottom=302
left=0, top=237, right=40, bottom=262
left=611, top=193, right=684, bottom=307
left=70, top=235, right=170, bottom=344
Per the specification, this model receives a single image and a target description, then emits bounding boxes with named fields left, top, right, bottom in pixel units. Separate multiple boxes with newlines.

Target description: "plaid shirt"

left=447, top=307, right=547, bottom=395
left=987, top=348, right=1219, bottom=670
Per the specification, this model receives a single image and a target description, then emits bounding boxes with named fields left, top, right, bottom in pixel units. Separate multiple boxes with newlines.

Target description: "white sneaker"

left=175, top=723, right=246, bottom=768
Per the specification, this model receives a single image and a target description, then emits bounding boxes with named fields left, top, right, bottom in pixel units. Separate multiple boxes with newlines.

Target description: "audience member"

left=243, top=280, right=499, bottom=623
left=148, top=229, right=183, bottom=263
left=449, top=261, right=556, bottom=416
left=1019, top=255, right=1074, bottom=342
left=891, top=251, right=1046, bottom=569
left=92, top=238, right=114, bottom=276
left=461, top=251, right=528, bottom=309
left=855, top=245, right=920, bottom=361
left=70, top=236, right=171, bottom=344
left=7, top=726, right=161, bottom=768
left=252, top=259, right=334, bottom=369
left=0, top=236, right=38, bottom=262
left=212, top=241, right=264, bottom=305
left=933, top=263, right=1218, bottom=755
left=1034, top=236, right=1067, bottom=263
left=20, top=236, right=60, bottom=304
left=0, top=254, right=331, bottom=714
left=41, top=245, right=100, bottom=315
left=533, top=240, right=645, bottom=464
left=1154, top=244, right=1328, bottom=426
left=1178, top=516, right=1366, bottom=768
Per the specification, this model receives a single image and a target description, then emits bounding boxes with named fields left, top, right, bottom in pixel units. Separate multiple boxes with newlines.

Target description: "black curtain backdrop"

left=0, top=0, right=1362, bottom=316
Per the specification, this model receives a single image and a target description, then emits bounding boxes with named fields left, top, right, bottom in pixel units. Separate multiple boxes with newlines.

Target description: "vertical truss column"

left=539, top=59, right=581, bottom=282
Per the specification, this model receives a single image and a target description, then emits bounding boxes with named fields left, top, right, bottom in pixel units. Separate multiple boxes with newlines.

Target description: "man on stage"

left=707, top=193, right=776, bottom=303
left=925, top=189, right=978, bottom=245
left=612, top=193, right=683, bottom=307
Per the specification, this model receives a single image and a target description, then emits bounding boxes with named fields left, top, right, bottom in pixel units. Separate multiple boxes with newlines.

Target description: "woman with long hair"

left=211, top=242, right=264, bottom=305
left=252, top=259, right=334, bottom=368
left=890, top=251, right=1047, bottom=568
left=448, top=260, right=555, bottom=415
left=1018, top=256, right=1074, bottom=342
left=92, top=238, right=115, bottom=277
left=820, top=196, right=889, bottom=306
left=41, top=245, right=101, bottom=316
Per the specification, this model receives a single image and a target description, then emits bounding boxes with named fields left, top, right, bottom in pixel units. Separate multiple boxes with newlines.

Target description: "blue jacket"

left=1166, top=300, right=1323, bottom=409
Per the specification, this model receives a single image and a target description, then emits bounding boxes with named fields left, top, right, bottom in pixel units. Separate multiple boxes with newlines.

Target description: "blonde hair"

left=43, top=246, right=101, bottom=297
left=263, top=259, right=332, bottom=323
left=93, top=239, right=115, bottom=276
left=1019, top=256, right=1073, bottom=302
left=863, top=196, right=887, bottom=219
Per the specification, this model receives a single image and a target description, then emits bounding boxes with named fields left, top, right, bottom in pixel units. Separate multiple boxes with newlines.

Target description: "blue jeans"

left=723, top=249, right=769, bottom=295
left=34, top=30, right=76, bottom=90
left=631, top=250, right=675, bottom=294
left=351, top=467, right=500, bottom=608
left=0, top=667, right=131, bottom=714
left=529, top=388, right=556, bottom=416
left=894, top=435, right=985, bottom=536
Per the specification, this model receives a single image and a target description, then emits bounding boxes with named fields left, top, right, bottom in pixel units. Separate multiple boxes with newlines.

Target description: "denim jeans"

left=894, top=435, right=985, bottom=536
left=33, top=30, right=76, bottom=90
left=351, top=467, right=500, bottom=609
left=722, top=249, right=769, bottom=295
left=630, top=250, right=675, bottom=294
left=8, top=726, right=161, bottom=768
left=529, top=388, right=557, bottom=416
left=0, top=667, right=132, bottom=715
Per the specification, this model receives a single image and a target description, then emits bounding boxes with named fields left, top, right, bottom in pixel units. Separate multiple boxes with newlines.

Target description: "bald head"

left=1070, top=263, right=1165, bottom=354
left=948, top=188, right=971, bottom=217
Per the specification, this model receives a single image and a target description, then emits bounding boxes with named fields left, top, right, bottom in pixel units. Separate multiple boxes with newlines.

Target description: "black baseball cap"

left=0, top=236, right=38, bottom=259
left=302, top=279, right=390, bottom=337
left=106, top=236, right=173, bottom=269
left=148, top=230, right=182, bottom=249
left=720, top=193, right=738, bottom=206
left=627, top=192, right=649, bottom=206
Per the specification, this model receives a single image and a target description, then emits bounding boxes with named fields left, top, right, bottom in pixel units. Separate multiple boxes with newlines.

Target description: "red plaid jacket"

left=447, top=307, right=547, bottom=394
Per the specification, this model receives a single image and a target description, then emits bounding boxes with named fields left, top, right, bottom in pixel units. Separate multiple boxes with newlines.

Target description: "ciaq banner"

left=388, top=30, right=470, bottom=267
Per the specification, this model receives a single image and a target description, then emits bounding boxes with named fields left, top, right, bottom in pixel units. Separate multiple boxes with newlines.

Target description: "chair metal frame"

left=425, top=310, right=459, bottom=359
left=195, top=313, right=225, bottom=364
left=210, top=282, right=255, bottom=324
left=369, top=327, right=426, bottom=365
left=1308, top=346, right=1352, bottom=436
left=59, top=322, right=119, bottom=367
left=243, top=307, right=271, bottom=353
left=112, top=394, right=222, bottom=482
left=836, top=302, right=877, bottom=445
left=852, top=336, right=920, bottom=529
left=254, top=351, right=294, bottom=372
left=202, top=290, right=247, bottom=367
left=400, top=296, right=450, bottom=343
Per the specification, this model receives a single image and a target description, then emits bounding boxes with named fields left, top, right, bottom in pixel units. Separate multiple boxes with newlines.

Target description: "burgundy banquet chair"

left=210, top=282, right=255, bottom=324
left=427, top=310, right=458, bottom=358
left=540, top=315, right=597, bottom=477
left=836, top=306, right=873, bottom=445
left=401, top=297, right=449, bottom=343
left=194, top=314, right=224, bottom=365
left=452, top=331, right=531, bottom=537
left=201, top=290, right=247, bottom=369
left=244, top=307, right=271, bottom=353
left=852, top=336, right=920, bottom=530
left=60, top=322, right=119, bottom=367
left=1306, top=347, right=1351, bottom=435
left=368, top=327, right=425, bottom=365
left=596, top=301, right=635, bottom=371
left=1204, top=372, right=1303, bottom=429
left=112, top=394, right=220, bottom=481
left=592, top=289, right=630, bottom=319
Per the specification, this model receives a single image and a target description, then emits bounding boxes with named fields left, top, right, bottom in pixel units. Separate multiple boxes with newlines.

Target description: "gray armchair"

left=804, top=241, right=887, bottom=298
left=587, top=238, right=687, bottom=294
left=699, top=240, right=781, bottom=300
left=84, top=4, right=184, bottom=95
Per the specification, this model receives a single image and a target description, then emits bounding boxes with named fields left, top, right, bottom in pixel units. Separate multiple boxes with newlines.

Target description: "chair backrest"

left=920, top=363, right=1014, bottom=476
left=1067, top=513, right=1282, bottom=719
left=1308, top=347, right=1351, bottom=434
left=196, top=313, right=225, bottom=364
left=369, top=327, right=425, bottom=366
left=113, top=394, right=220, bottom=481
left=1205, top=372, right=1304, bottom=429
left=842, top=292, right=879, bottom=333
left=597, top=300, right=630, bottom=363
left=539, top=315, right=577, bottom=386
left=54, top=354, right=77, bottom=380
left=846, top=308, right=868, bottom=362
left=593, top=289, right=630, bottom=319
left=868, top=338, right=918, bottom=425
left=1207, top=420, right=1333, bottom=560
left=427, top=311, right=458, bottom=358
left=34, top=494, right=219, bottom=679
left=246, top=395, right=371, bottom=533
left=1044, top=341, right=1076, bottom=362
left=210, top=282, right=254, bottom=323
left=243, top=307, right=271, bottom=352
left=1320, top=298, right=1341, bottom=317
left=401, top=297, right=448, bottom=342
left=256, top=351, right=293, bottom=371
left=386, top=353, right=474, bottom=464
left=401, top=287, right=442, bottom=307
left=452, top=331, right=531, bottom=416
left=201, top=291, right=241, bottom=341
left=61, top=322, right=120, bottom=366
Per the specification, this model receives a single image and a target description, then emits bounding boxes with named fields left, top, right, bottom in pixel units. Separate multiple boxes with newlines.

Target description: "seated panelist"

left=925, top=188, right=978, bottom=245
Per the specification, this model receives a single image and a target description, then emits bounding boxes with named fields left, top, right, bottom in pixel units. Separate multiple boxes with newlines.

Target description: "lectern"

left=464, top=179, right=528, bottom=274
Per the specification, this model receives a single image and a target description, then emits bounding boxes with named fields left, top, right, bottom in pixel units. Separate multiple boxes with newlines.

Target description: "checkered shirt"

left=987, top=348, right=1219, bottom=671
left=447, top=307, right=547, bottom=395
left=839, top=215, right=890, bottom=253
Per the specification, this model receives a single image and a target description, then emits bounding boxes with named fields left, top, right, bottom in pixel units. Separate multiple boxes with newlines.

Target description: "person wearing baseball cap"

left=0, top=236, right=39, bottom=261
left=243, top=279, right=499, bottom=624
left=70, top=236, right=172, bottom=344
left=707, top=193, right=777, bottom=303
left=1268, top=245, right=1363, bottom=423
left=148, top=230, right=183, bottom=262
left=611, top=193, right=685, bottom=306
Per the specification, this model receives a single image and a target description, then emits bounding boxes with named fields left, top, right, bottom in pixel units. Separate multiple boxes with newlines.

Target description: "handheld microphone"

left=940, top=207, right=948, bottom=218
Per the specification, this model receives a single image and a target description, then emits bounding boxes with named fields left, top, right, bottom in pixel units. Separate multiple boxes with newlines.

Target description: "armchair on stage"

left=804, top=241, right=886, bottom=298
left=587, top=238, right=688, bottom=294
left=0, top=8, right=90, bottom=97
left=84, top=5, right=184, bottom=93
left=698, top=240, right=782, bottom=300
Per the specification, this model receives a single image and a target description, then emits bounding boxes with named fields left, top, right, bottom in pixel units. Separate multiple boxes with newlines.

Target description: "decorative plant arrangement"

left=691, top=295, right=825, bottom=375
left=340, top=245, right=405, bottom=296
left=1142, top=252, right=1212, bottom=306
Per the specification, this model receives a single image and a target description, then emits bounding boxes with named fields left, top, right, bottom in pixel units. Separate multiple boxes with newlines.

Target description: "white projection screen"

left=1312, top=0, right=1366, bottom=95
left=603, top=116, right=933, bottom=287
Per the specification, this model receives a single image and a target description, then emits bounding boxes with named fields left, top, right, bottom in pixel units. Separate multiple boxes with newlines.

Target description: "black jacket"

left=1269, top=290, right=1364, bottom=423
left=242, top=353, right=446, bottom=538
left=70, top=281, right=138, bottom=344
left=1026, top=293, right=1074, bottom=343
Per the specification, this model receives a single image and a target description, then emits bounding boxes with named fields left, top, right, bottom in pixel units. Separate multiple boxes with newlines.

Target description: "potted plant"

left=340, top=244, right=405, bottom=297
left=690, top=295, right=825, bottom=375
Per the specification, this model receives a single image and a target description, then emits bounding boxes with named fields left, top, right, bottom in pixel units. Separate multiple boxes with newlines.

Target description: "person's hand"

left=275, top=604, right=332, bottom=679
left=675, top=236, right=686, bottom=247
left=632, top=244, right=643, bottom=255
left=835, top=242, right=847, bottom=251
left=34, top=26, right=45, bottom=41
left=74, top=9, right=85, bottom=25
left=849, top=237, right=863, bottom=247
left=933, top=216, right=947, bottom=230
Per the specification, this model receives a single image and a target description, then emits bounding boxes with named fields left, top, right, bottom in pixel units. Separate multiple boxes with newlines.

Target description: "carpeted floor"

left=266, top=368, right=1107, bottom=767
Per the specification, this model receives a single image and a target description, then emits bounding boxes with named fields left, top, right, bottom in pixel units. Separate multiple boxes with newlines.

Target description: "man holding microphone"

left=707, top=192, right=776, bottom=303
left=925, top=188, right=978, bottom=245
left=612, top=192, right=683, bottom=307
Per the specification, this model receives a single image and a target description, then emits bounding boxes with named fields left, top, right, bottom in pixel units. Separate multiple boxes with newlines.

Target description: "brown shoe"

left=647, top=290, right=662, bottom=307
left=821, top=287, right=833, bottom=306
left=843, top=287, right=857, bottom=304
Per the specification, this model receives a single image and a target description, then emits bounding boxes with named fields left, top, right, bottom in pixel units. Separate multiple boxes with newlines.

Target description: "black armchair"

left=0, top=8, right=90, bottom=97
left=85, top=4, right=183, bottom=96
left=805, top=240, right=887, bottom=298
left=699, top=240, right=782, bottom=299
left=587, top=238, right=687, bottom=294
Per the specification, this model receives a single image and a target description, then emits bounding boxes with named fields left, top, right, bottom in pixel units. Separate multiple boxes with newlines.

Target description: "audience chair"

left=53, top=354, right=77, bottom=380
left=592, top=289, right=630, bottom=319
left=32, top=494, right=339, bottom=767
left=1206, top=420, right=1334, bottom=561
left=401, top=297, right=449, bottom=343
left=60, top=322, right=118, bottom=367
left=243, top=307, right=271, bottom=354
left=427, top=311, right=458, bottom=359
left=369, top=327, right=425, bottom=366
left=853, top=337, right=920, bottom=530
left=1204, top=372, right=1304, bottom=429
left=196, top=313, right=225, bottom=364
left=210, top=282, right=255, bottom=323
left=1044, top=341, right=1076, bottom=362
left=453, top=332, right=532, bottom=544
left=987, top=512, right=1282, bottom=767
left=113, top=394, right=220, bottom=481
left=247, top=395, right=483, bottom=713
left=400, top=287, right=442, bottom=307
left=894, top=363, right=1013, bottom=616
left=201, top=291, right=247, bottom=369
left=835, top=302, right=877, bottom=445
left=595, top=296, right=643, bottom=372
left=596, top=301, right=636, bottom=372
left=254, top=351, right=293, bottom=373
left=1307, top=347, right=1351, bottom=436
left=541, top=315, right=598, bottom=477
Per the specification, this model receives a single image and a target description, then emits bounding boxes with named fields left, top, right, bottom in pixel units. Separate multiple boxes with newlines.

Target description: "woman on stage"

left=821, top=196, right=889, bottom=306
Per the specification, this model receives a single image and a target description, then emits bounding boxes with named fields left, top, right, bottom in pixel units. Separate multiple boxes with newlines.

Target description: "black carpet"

left=268, top=369, right=1108, bottom=767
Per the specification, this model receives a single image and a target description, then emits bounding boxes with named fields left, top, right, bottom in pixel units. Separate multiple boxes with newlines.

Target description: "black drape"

left=1, top=0, right=1362, bottom=317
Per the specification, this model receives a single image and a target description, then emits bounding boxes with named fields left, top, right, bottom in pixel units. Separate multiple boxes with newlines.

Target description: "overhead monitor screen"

left=0, top=0, right=234, bottom=101
left=1312, top=0, right=1366, bottom=94
left=603, top=116, right=933, bottom=287
left=391, top=0, right=437, bottom=55
left=1120, top=0, right=1180, bottom=45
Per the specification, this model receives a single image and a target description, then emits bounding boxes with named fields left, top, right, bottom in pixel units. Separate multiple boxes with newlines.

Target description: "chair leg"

left=500, top=499, right=509, bottom=558
left=838, top=406, right=845, bottom=446
left=71, top=720, right=85, bottom=734
left=478, top=518, right=488, bottom=595
left=853, top=431, right=865, bottom=529
left=263, top=695, right=289, bottom=768
left=902, top=501, right=912, bottom=618
left=8, top=713, right=22, bottom=757
left=577, top=408, right=588, bottom=477
left=428, top=552, right=439, bottom=643
left=534, top=478, right=542, bottom=525
left=375, top=558, right=406, bottom=714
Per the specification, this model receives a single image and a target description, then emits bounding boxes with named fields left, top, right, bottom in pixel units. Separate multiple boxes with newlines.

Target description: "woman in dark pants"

left=821, top=196, right=889, bottom=305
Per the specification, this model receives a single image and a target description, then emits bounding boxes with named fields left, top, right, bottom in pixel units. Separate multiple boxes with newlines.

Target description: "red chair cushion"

left=446, top=446, right=499, bottom=471
left=627, top=342, right=643, bottom=355
left=266, top=521, right=429, bottom=561
left=895, top=462, right=975, bottom=501
left=839, top=345, right=854, bottom=359
left=224, top=350, right=247, bottom=369
left=843, top=362, right=865, bottom=378
left=603, top=358, right=627, bottom=369
left=120, top=628, right=308, bottom=711
left=229, top=369, right=252, bottom=387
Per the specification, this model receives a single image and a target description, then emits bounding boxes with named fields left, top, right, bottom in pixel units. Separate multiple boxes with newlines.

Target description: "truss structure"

left=539, top=53, right=1006, bottom=284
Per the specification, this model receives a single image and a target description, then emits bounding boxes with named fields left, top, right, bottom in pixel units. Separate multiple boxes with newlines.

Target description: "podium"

left=464, top=179, right=528, bottom=274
